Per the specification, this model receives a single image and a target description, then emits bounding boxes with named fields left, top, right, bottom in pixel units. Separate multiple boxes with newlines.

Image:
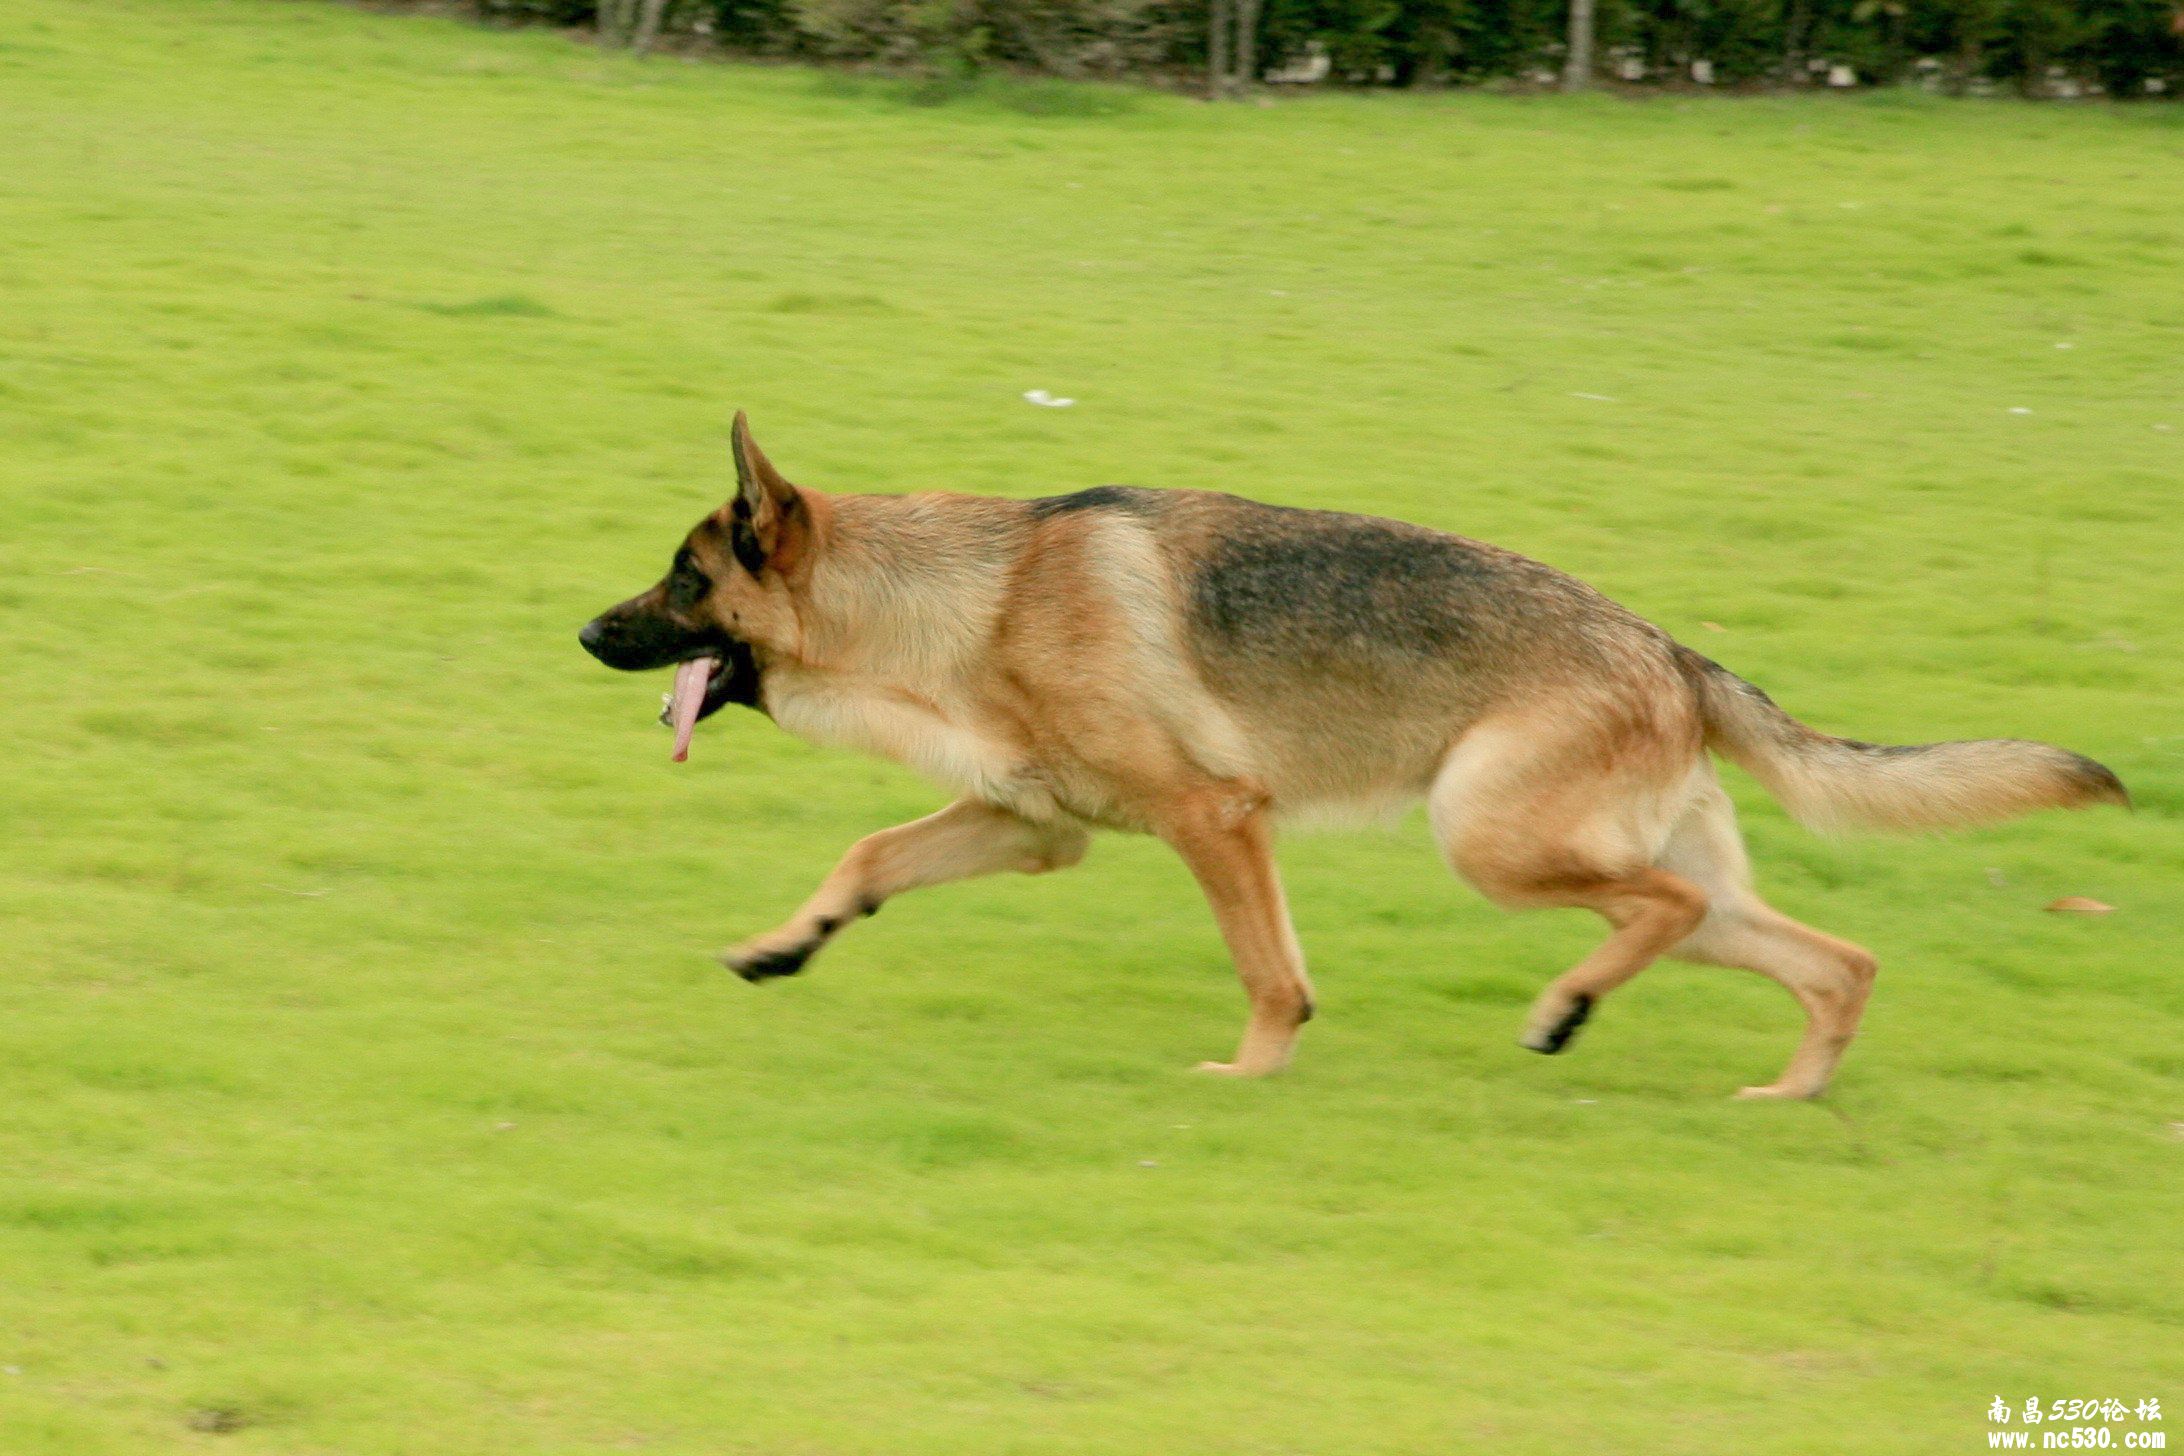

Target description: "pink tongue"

left=668, top=657, right=716, bottom=763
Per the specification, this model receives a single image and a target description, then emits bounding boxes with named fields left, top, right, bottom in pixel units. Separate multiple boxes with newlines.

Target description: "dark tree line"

left=469, top=0, right=2184, bottom=95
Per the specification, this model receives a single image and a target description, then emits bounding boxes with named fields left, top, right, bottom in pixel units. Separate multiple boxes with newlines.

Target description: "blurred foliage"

left=465, top=0, right=2182, bottom=92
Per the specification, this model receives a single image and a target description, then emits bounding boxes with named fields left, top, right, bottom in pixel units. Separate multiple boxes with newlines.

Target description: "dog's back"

left=986, top=486, right=1689, bottom=823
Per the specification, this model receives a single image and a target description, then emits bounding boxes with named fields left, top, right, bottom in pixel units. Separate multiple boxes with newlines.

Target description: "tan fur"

left=589, top=420, right=2128, bottom=1098
left=1686, top=661, right=2130, bottom=833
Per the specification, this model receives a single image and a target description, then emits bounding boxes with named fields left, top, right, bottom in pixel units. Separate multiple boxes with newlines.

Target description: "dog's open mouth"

left=656, top=645, right=762, bottom=761
left=662, top=657, right=718, bottom=762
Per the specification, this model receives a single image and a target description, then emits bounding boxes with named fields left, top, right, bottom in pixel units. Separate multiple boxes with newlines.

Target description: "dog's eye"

left=667, top=551, right=711, bottom=611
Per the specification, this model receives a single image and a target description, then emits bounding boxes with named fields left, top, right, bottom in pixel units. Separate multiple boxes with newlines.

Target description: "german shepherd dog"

left=580, top=416, right=2127, bottom=1098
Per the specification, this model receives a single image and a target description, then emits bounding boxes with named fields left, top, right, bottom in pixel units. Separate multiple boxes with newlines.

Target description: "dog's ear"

left=721, top=411, right=802, bottom=573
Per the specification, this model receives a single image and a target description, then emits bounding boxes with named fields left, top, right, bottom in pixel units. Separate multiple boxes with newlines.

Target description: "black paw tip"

left=1530, top=993, right=1593, bottom=1055
left=731, top=944, right=814, bottom=982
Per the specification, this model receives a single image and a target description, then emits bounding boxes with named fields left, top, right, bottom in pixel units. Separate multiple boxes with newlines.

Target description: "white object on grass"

left=1023, top=389, right=1076, bottom=408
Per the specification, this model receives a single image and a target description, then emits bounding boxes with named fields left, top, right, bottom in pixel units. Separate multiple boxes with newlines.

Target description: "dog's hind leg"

left=720, top=799, right=1088, bottom=982
left=1428, top=715, right=1709, bottom=1058
left=1658, top=783, right=1878, bottom=1099
left=1154, top=787, right=1315, bottom=1077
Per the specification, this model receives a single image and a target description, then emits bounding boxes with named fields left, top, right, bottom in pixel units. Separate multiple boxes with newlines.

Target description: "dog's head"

left=578, top=413, right=809, bottom=720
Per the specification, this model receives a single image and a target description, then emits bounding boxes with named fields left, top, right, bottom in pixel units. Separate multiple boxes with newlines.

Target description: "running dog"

left=579, top=415, right=2126, bottom=1097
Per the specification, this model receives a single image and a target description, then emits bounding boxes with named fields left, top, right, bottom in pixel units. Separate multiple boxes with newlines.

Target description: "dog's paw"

left=1192, top=1058, right=1288, bottom=1078
left=1734, top=1081, right=1823, bottom=1101
left=1520, top=992, right=1593, bottom=1054
left=719, top=940, right=815, bottom=983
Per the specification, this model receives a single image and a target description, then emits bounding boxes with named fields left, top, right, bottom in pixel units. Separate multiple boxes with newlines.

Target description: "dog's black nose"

left=578, top=619, right=607, bottom=657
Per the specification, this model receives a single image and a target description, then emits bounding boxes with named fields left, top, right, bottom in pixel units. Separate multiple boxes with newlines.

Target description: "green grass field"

left=3, top=2, right=2181, bottom=1450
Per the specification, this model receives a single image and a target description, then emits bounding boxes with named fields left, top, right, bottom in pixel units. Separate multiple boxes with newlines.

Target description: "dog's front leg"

left=721, top=799, right=1087, bottom=981
left=1156, top=789, right=1315, bottom=1076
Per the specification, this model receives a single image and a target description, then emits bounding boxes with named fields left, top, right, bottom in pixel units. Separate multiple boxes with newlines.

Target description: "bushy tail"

left=1677, top=650, right=2128, bottom=833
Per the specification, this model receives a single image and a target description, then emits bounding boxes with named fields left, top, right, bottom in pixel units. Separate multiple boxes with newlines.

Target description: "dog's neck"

left=790, top=493, right=1020, bottom=687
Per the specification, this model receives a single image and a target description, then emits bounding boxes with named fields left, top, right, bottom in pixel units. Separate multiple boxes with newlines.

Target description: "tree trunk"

left=1780, top=0, right=1809, bottom=84
left=598, top=0, right=629, bottom=46
left=1949, top=35, right=1980, bottom=94
left=1234, top=0, right=1261, bottom=90
left=1208, top=0, right=1233, bottom=98
left=632, top=0, right=669, bottom=52
left=1562, top=0, right=1594, bottom=89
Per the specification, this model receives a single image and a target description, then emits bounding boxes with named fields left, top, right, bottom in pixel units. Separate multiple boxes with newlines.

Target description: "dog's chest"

left=764, top=671, right=1058, bottom=819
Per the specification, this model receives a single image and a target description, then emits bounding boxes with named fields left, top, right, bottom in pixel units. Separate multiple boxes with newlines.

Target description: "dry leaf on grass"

left=2043, top=896, right=2114, bottom=915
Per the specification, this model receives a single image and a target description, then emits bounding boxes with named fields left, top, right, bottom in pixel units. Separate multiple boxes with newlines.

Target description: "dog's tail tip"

left=2065, top=752, right=2132, bottom=812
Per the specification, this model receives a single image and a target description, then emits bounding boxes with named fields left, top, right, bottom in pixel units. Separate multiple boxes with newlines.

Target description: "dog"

left=579, top=415, right=2127, bottom=1097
